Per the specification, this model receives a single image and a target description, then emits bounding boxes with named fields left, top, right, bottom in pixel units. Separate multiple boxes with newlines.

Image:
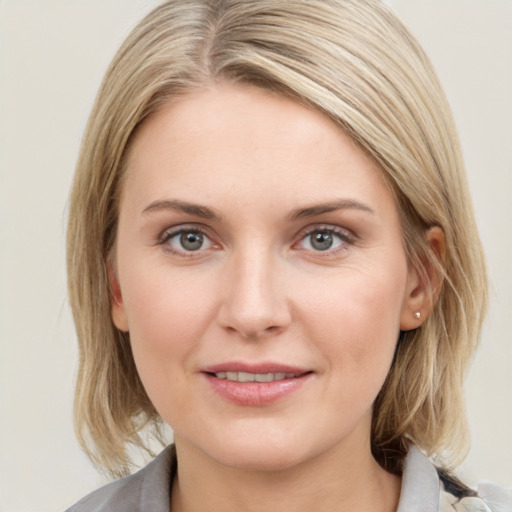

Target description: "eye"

left=297, top=227, right=351, bottom=252
left=161, top=228, right=214, bottom=254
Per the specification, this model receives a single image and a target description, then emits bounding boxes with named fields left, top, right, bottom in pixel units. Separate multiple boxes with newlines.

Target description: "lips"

left=214, top=371, right=300, bottom=382
left=202, top=362, right=312, bottom=406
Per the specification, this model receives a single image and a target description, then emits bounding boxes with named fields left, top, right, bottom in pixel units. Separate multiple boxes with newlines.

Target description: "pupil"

left=311, top=231, right=333, bottom=251
left=181, top=231, right=203, bottom=251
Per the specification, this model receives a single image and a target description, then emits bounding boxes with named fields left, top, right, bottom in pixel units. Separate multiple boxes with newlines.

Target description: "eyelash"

left=158, top=225, right=216, bottom=257
left=157, top=224, right=356, bottom=257
left=294, top=225, right=355, bottom=256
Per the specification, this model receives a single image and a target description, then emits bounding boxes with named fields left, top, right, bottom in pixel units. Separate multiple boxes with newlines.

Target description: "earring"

left=414, top=312, right=421, bottom=319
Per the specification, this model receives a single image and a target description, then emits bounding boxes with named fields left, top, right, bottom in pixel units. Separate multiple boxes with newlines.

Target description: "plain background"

left=0, top=1, right=511, bottom=511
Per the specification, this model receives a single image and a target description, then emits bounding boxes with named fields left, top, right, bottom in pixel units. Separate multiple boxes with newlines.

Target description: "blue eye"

left=299, top=229, right=347, bottom=252
left=165, top=229, right=213, bottom=253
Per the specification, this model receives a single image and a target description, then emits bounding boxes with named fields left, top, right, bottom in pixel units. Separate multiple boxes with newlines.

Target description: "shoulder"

left=467, top=482, right=512, bottom=512
left=65, top=445, right=176, bottom=512
left=399, top=446, right=512, bottom=512
left=440, top=482, right=512, bottom=512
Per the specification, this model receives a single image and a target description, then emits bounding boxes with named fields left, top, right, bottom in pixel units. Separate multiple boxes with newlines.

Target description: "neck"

left=170, top=435, right=401, bottom=512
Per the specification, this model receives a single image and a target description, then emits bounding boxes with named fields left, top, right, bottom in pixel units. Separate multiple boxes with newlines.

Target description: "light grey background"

left=0, top=1, right=511, bottom=511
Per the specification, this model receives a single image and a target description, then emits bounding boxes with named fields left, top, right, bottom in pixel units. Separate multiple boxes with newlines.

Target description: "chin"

left=215, top=443, right=308, bottom=473
left=194, top=426, right=332, bottom=473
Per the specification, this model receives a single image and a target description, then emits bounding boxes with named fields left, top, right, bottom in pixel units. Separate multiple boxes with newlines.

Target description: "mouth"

left=210, top=371, right=306, bottom=382
left=202, top=363, right=313, bottom=406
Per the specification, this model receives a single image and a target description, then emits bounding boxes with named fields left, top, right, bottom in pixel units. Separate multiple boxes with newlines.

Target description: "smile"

left=203, top=364, right=313, bottom=406
left=213, top=371, right=300, bottom=382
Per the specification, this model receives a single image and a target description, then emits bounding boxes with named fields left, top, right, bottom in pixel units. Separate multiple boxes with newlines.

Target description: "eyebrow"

left=142, top=198, right=374, bottom=221
left=287, top=199, right=375, bottom=221
left=142, top=199, right=220, bottom=220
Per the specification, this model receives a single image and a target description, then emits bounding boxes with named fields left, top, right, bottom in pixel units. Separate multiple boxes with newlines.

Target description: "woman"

left=65, top=1, right=510, bottom=511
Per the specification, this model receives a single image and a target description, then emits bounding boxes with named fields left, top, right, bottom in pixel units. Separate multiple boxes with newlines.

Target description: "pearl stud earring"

left=414, top=312, right=421, bottom=319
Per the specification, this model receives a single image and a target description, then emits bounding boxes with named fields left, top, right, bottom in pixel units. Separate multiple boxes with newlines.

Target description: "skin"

left=111, top=83, right=441, bottom=512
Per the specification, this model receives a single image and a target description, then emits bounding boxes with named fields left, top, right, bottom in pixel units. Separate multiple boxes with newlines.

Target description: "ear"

left=400, top=226, right=445, bottom=331
left=109, top=265, right=129, bottom=332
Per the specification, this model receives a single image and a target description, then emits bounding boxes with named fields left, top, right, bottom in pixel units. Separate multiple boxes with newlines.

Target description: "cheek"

left=297, top=261, right=407, bottom=374
left=120, top=263, right=218, bottom=373
left=120, top=267, right=221, bottom=424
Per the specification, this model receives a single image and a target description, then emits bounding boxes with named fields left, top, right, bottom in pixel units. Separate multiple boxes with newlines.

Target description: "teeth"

left=255, top=373, right=274, bottom=382
left=214, top=371, right=298, bottom=382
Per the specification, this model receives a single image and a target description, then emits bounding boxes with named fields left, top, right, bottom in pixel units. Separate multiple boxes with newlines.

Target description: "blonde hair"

left=67, top=0, right=487, bottom=477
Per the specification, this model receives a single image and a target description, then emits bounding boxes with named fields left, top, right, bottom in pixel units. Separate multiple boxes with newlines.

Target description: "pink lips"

left=202, top=362, right=312, bottom=406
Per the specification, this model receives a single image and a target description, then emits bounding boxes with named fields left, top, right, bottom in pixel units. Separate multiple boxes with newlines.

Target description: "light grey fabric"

left=397, top=446, right=510, bottom=512
left=396, top=445, right=440, bottom=512
left=65, top=445, right=176, bottom=512
left=65, top=444, right=510, bottom=512
left=475, top=483, right=512, bottom=512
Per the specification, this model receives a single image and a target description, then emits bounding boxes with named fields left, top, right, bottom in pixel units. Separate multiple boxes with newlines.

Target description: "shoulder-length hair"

left=67, top=0, right=487, bottom=477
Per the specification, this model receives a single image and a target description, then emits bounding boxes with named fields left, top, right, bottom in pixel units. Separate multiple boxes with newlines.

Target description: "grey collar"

left=397, top=445, right=440, bottom=512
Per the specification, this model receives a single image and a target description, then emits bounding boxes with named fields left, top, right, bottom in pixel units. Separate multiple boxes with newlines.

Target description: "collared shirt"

left=66, top=445, right=511, bottom=512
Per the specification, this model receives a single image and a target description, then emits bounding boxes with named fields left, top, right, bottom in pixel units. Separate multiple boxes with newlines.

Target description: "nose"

left=218, top=247, right=292, bottom=339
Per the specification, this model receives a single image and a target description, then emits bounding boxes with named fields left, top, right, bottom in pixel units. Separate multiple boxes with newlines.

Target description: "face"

left=112, top=83, right=421, bottom=472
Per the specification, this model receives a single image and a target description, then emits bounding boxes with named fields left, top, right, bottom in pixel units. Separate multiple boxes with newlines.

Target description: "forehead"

left=122, top=82, right=396, bottom=219
left=129, top=83, right=357, bottom=164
